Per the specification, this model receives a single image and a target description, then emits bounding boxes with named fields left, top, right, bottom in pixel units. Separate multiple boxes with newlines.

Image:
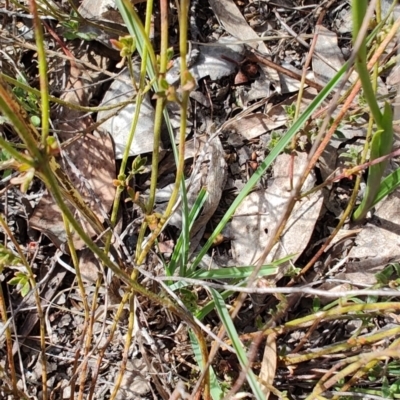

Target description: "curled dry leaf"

left=167, top=37, right=245, bottom=84
left=259, top=333, right=277, bottom=399
left=189, top=132, right=227, bottom=241
left=155, top=133, right=227, bottom=250
left=208, top=0, right=267, bottom=52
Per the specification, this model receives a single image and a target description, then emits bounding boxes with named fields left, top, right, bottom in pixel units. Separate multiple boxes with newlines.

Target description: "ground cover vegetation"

left=1, top=0, right=400, bottom=399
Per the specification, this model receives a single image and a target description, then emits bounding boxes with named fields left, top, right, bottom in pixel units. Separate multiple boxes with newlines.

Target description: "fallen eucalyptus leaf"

left=97, top=68, right=157, bottom=159
left=230, top=153, right=323, bottom=268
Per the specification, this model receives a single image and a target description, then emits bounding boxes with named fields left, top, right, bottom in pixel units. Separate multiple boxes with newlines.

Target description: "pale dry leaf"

left=259, top=333, right=277, bottom=399
left=30, top=131, right=115, bottom=249
left=279, top=62, right=315, bottom=94
left=166, top=37, right=245, bottom=84
left=77, top=0, right=130, bottom=49
left=335, top=7, right=353, bottom=34
left=208, top=0, right=267, bottom=52
left=312, top=26, right=357, bottom=88
left=230, top=153, right=323, bottom=268
left=29, top=193, right=67, bottom=248
left=115, top=359, right=151, bottom=400
left=224, top=113, right=270, bottom=140
left=346, top=190, right=400, bottom=285
left=97, top=68, right=157, bottom=158
left=78, top=248, right=102, bottom=284
left=190, top=37, right=245, bottom=81
left=189, top=133, right=227, bottom=240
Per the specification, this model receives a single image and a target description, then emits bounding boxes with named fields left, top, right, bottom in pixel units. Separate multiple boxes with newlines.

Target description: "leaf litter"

left=2, top=0, right=400, bottom=399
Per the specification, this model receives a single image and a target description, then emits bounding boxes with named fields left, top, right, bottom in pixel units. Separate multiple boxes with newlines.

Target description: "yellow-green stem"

left=28, top=0, right=50, bottom=145
left=64, top=218, right=90, bottom=318
left=88, top=293, right=131, bottom=400
left=336, top=336, right=400, bottom=397
left=0, top=214, right=48, bottom=399
left=157, top=0, right=190, bottom=218
left=78, top=281, right=99, bottom=400
left=107, top=0, right=155, bottom=258
left=0, top=283, right=17, bottom=395
left=283, top=325, right=400, bottom=364
left=147, top=0, right=169, bottom=213
left=263, top=302, right=400, bottom=337
left=110, top=294, right=135, bottom=399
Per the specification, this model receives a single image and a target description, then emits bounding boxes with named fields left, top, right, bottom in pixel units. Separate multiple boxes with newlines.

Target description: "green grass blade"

left=195, top=290, right=234, bottom=320
left=189, top=330, right=225, bottom=400
left=372, top=168, right=400, bottom=207
left=190, top=265, right=277, bottom=280
left=210, top=288, right=265, bottom=399
left=191, top=62, right=348, bottom=271
left=167, top=188, right=208, bottom=277
left=353, top=102, right=394, bottom=221
left=168, top=254, right=292, bottom=291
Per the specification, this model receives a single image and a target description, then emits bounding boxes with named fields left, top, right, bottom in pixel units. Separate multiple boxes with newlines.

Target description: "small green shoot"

left=0, top=148, right=12, bottom=179
left=8, top=269, right=31, bottom=297
left=312, top=297, right=321, bottom=313
left=12, top=75, right=41, bottom=126
left=166, top=187, right=208, bottom=278
left=375, top=263, right=400, bottom=286
left=60, top=11, right=97, bottom=41
left=283, top=103, right=296, bottom=127
left=371, top=167, right=400, bottom=208
left=189, top=330, right=225, bottom=400
left=110, top=35, right=137, bottom=68
left=0, top=245, right=23, bottom=271
left=267, top=131, right=283, bottom=152
left=340, top=145, right=362, bottom=168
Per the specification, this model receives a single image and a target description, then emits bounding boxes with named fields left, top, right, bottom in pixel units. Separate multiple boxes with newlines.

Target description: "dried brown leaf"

left=259, top=333, right=277, bottom=399
left=29, top=65, right=116, bottom=249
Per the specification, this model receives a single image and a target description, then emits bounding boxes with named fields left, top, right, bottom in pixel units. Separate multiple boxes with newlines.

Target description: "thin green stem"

left=0, top=137, right=33, bottom=167
left=28, top=0, right=50, bottom=145
left=64, top=217, right=90, bottom=319
left=162, top=0, right=190, bottom=217
left=263, top=302, right=400, bottom=336
left=109, top=0, right=156, bottom=260
left=110, top=294, right=135, bottom=399
left=147, top=0, right=168, bottom=213
left=283, top=325, right=400, bottom=364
